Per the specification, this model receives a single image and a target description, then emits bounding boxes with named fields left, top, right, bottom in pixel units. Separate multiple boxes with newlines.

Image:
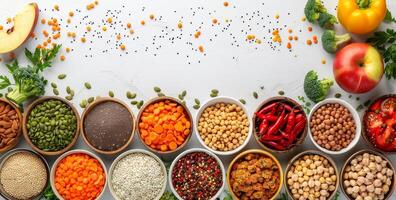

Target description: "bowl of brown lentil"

left=136, top=96, right=193, bottom=154
left=308, top=98, right=361, bottom=155
left=227, top=149, right=283, bottom=200
left=0, top=98, right=23, bottom=153
left=169, top=148, right=225, bottom=200
left=22, top=96, right=80, bottom=156
left=340, top=149, right=395, bottom=200
left=195, top=96, right=252, bottom=156
left=81, top=97, right=135, bottom=155
left=0, top=148, right=50, bottom=200
left=284, top=150, right=339, bottom=200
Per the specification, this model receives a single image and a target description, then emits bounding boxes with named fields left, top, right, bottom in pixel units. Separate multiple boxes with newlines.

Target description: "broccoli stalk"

left=304, top=0, right=338, bottom=29
left=321, top=30, right=351, bottom=54
left=304, top=70, right=334, bottom=103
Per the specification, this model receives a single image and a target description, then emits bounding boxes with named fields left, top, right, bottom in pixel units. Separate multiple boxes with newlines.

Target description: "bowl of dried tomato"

left=227, top=149, right=283, bottom=200
left=363, top=94, right=396, bottom=152
left=169, top=148, right=225, bottom=200
left=253, top=96, right=308, bottom=153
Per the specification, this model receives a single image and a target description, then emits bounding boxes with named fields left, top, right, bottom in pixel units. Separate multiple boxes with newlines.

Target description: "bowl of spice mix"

left=0, top=148, right=49, bottom=200
left=341, top=149, right=395, bottom=200
left=81, top=97, right=135, bottom=155
left=253, top=96, right=308, bottom=153
left=108, top=149, right=167, bottom=200
left=136, top=96, right=193, bottom=154
left=195, top=96, right=252, bottom=156
left=308, top=98, right=361, bottom=155
left=23, top=96, right=80, bottom=155
left=50, top=149, right=107, bottom=200
left=227, top=149, right=283, bottom=200
left=169, top=148, right=225, bottom=200
left=285, top=150, right=339, bottom=200
left=0, top=98, right=22, bottom=153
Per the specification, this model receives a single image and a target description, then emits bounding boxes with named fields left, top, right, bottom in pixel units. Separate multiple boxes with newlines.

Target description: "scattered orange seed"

left=198, top=45, right=204, bottom=53
left=60, top=55, right=65, bottom=61
left=177, top=22, right=183, bottom=29
left=322, top=58, right=326, bottom=64
left=294, top=36, right=299, bottom=41
left=67, top=18, right=71, bottom=24
left=86, top=3, right=95, bottom=10
left=288, top=36, right=293, bottom=41
left=66, top=47, right=70, bottom=53
left=72, top=32, right=76, bottom=38
left=141, top=20, right=145, bottom=25
left=130, top=29, right=135, bottom=34
left=52, top=18, right=58, bottom=23
left=306, top=39, right=312, bottom=45
left=120, top=44, right=126, bottom=50
left=102, top=26, right=107, bottom=31
left=43, top=30, right=49, bottom=37
left=246, top=34, right=255, bottom=40
left=127, top=23, right=131, bottom=28
left=313, top=35, right=318, bottom=44
left=107, top=17, right=113, bottom=23
left=116, top=34, right=121, bottom=40
left=255, top=39, right=262, bottom=44
left=86, top=26, right=91, bottom=31
left=287, top=42, right=292, bottom=49
left=0, top=25, right=3, bottom=31
left=149, top=14, right=155, bottom=20
left=54, top=5, right=59, bottom=11
left=36, top=44, right=42, bottom=49
left=95, top=0, right=99, bottom=5
left=301, top=17, right=306, bottom=22
left=53, top=33, right=61, bottom=39
left=81, top=37, right=86, bottom=43
left=47, top=38, right=52, bottom=43
left=43, top=41, right=48, bottom=47
left=41, top=19, right=46, bottom=24
left=308, top=26, right=313, bottom=32
left=194, top=31, right=201, bottom=38
left=288, top=29, right=293, bottom=34
left=275, top=14, right=280, bottom=19
left=212, top=18, right=218, bottom=24
left=223, top=2, right=229, bottom=7
left=7, top=18, right=11, bottom=23
left=69, top=11, right=74, bottom=17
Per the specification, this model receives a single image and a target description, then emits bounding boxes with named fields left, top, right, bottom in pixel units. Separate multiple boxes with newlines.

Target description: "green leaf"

left=385, top=9, right=396, bottom=23
left=0, top=75, right=11, bottom=89
left=385, top=62, right=396, bottom=80
left=223, top=191, right=233, bottom=200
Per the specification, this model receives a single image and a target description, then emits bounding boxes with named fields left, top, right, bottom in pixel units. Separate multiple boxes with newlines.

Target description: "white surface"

left=0, top=0, right=395, bottom=199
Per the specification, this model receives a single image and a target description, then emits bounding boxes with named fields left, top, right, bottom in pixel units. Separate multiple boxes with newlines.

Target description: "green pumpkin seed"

left=84, top=82, right=92, bottom=89
left=66, top=86, right=71, bottom=94
left=239, top=99, right=246, bottom=104
left=126, top=91, right=136, bottom=99
left=253, top=92, right=258, bottom=99
left=194, top=98, right=200, bottom=105
left=211, top=89, right=219, bottom=94
left=178, top=94, right=184, bottom=100
left=181, top=90, right=187, bottom=97
left=80, top=99, right=88, bottom=108
left=157, top=92, right=165, bottom=97
left=87, top=97, right=94, bottom=103
left=137, top=100, right=144, bottom=109
left=65, top=95, right=73, bottom=101
left=193, top=104, right=200, bottom=110
left=154, top=87, right=161, bottom=93
left=130, top=101, right=138, bottom=105
left=210, top=93, right=218, bottom=98
left=51, top=82, right=57, bottom=88
left=53, top=88, right=59, bottom=96
left=58, top=74, right=67, bottom=80
left=109, top=91, right=114, bottom=97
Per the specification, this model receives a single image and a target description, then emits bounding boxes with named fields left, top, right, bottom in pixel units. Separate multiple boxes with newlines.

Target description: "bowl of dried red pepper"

left=253, top=96, right=308, bottom=153
left=169, top=148, right=225, bottom=200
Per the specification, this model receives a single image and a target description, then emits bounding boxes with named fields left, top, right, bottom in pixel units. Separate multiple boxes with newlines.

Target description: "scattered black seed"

left=253, top=92, right=258, bottom=99
left=278, top=90, right=285, bottom=95
left=335, top=93, right=342, bottom=98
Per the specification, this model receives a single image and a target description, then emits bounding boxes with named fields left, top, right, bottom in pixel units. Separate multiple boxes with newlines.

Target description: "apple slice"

left=0, top=3, right=39, bottom=54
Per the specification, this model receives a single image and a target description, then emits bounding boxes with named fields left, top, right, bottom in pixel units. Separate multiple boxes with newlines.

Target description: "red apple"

left=333, top=43, right=384, bottom=93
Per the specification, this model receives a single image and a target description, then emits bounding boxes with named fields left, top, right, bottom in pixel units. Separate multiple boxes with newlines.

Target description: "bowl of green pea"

left=23, top=96, right=80, bottom=156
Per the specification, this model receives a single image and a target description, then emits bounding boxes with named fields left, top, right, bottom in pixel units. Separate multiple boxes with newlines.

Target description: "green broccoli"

left=304, top=0, right=338, bottom=29
left=318, top=13, right=338, bottom=29
left=321, top=30, right=351, bottom=54
left=0, top=45, right=61, bottom=105
left=304, top=70, right=334, bottom=103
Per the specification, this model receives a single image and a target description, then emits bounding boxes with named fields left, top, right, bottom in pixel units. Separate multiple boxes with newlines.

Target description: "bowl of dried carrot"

left=50, top=149, right=107, bottom=200
left=136, top=96, right=193, bottom=154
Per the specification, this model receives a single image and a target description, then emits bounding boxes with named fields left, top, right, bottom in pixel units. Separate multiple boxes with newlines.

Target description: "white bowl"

left=168, top=148, right=226, bottom=200
left=50, top=149, right=107, bottom=200
left=308, top=98, right=361, bottom=155
left=108, top=149, right=167, bottom=200
left=194, top=96, right=253, bottom=156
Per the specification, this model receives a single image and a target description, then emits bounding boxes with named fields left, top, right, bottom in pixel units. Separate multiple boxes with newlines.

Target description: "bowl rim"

left=0, top=98, right=23, bottom=153
left=135, top=96, right=193, bottom=154
left=308, top=98, right=361, bottom=155
left=81, top=97, right=136, bottom=155
left=226, top=149, right=283, bottom=200
left=340, top=149, right=396, bottom=200
left=194, top=96, right=253, bottom=156
left=284, top=150, right=340, bottom=200
left=108, top=149, right=167, bottom=200
left=361, top=94, right=396, bottom=153
left=252, top=96, right=308, bottom=153
left=0, top=148, right=50, bottom=200
left=50, top=149, right=107, bottom=200
left=22, top=96, right=81, bottom=156
left=168, top=148, right=226, bottom=200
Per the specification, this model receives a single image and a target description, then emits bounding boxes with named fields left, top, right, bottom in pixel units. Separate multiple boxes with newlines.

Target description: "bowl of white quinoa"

left=0, top=148, right=50, bottom=200
left=108, top=149, right=167, bottom=200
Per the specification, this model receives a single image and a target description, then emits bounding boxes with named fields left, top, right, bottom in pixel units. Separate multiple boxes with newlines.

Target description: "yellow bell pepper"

left=337, top=0, right=386, bottom=34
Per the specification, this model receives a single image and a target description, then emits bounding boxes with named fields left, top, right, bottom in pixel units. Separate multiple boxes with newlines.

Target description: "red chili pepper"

left=267, top=109, right=286, bottom=135
left=259, top=119, right=269, bottom=135
left=287, top=118, right=306, bottom=143
left=260, top=134, right=283, bottom=142
left=285, top=110, right=295, bottom=133
left=258, top=102, right=278, bottom=115
left=283, top=104, right=293, bottom=112
left=256, top=113, right=278, bottom=121
left=295, top=113, right=304, bottom=122
left=263, top=141, right=286, bottom=150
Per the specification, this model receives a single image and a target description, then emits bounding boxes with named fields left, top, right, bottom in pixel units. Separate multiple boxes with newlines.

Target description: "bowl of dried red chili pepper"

left=169, top=148, right=225, bottom=200
left=253, top=96, right=308, bottom=153
left=227, top=149, right=283, bottom=200
left=363, top=94, right=396, bottom=152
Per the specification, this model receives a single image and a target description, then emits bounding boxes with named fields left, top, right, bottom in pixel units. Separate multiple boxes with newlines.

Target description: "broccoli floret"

left=304, top=70, right=334, bottom=103
left=304, top=0, right=327, bottom=22
left=6, top=67, right=47, bottom=105
left=318, top=12, right=338, bottom=29
left=321, top=30, right=351, bottom=54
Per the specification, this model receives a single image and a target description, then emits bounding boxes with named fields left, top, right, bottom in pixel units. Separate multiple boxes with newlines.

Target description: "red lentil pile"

left=171, top=152, right=223, bottom=200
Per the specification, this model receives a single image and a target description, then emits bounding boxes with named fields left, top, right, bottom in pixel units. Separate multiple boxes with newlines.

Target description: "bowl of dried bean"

left=253, top=96, right=307, bottom=153
left=227, top=149, right=283, bottom=200
left=136, top=96, right=193, bottom=154
left=285, top=150, right=339, bottom=200
left=109, top=149, right=167, bottom=200
left=308, top=98, right=361, bottom=155
left=341, top=149, right=395, bottom=200
left=50, top=149, right=107, bottom=200
left=0, top=148, right=50, bottom=200
left=0, top=98, right=22, bottom=153
left=195, top=96, right=252, bottom=156
left=169, top=148, right=225, bottom=200
left=23, top=96, right=80, bottom=156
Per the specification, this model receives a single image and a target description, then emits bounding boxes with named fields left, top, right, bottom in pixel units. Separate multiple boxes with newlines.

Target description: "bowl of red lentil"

left=0, top=98, right=23, bottom=153
left=308, top=98, right=361, bottom=155
left=195, top=96, right=252, bottom=156
left=0, top=148, right=50, bottom=200
left=50, top=149, right=107, bottom=200
left=169, top=148, right=225, bottom=200
left=227, top=149, right=283, bottom=200
left=136, top=96, right=193, bottom=154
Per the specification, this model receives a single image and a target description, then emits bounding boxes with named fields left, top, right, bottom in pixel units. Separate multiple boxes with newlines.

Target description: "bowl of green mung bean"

left=23, top=96, right=80, bottom=156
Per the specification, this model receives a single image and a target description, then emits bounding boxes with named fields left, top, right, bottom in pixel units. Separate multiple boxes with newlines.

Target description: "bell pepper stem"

left=357, top=0, right=371, bottom=9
